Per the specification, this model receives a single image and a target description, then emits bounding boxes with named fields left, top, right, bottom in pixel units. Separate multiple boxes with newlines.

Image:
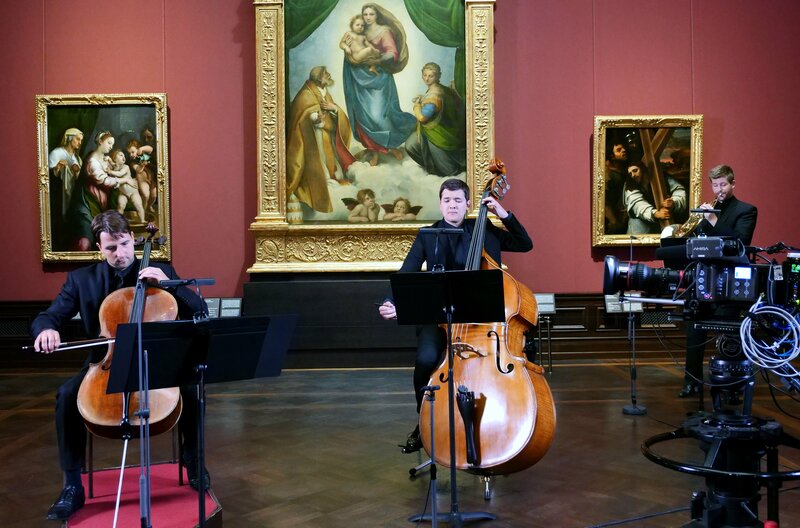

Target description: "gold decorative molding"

left=249, top=0, right=496, bottom=272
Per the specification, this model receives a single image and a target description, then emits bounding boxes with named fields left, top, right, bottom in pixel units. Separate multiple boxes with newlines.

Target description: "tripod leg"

left=409, top=459, right=432, bottom=478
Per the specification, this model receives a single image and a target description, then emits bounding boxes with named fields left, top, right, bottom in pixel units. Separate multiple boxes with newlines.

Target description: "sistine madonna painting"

left=285, top=0, right=467, bottom=225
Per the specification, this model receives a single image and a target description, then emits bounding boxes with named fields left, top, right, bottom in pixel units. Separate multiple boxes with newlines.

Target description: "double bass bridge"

left=452, top=342, right=487, bottom=359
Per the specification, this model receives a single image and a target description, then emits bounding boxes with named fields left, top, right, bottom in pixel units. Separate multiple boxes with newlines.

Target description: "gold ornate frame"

left=36, top=93, right=171, bottom=262
left=592, top=115, right=704, bottom=247
left=249, top=0, right=497, bottom=272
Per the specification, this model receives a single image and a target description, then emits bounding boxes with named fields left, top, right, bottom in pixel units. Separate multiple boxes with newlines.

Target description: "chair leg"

left=176, top=425, right=184, bottom=486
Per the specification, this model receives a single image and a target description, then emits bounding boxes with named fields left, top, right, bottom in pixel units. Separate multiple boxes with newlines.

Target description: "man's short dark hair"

left=91, top=210, right=132, bottom=244
left=439, top=178, right=470, bottom=199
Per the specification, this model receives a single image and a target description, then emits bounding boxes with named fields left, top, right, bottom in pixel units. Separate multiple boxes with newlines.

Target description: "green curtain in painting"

left=404, top=0, right=466, bottom=98
left=285, top=0, right=340, bottom=49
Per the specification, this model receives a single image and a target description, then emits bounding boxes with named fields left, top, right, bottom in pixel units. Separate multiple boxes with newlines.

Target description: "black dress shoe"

left=46, top=485, right=85, bottom=520
left=678, top=383, right=700, bottom=398
left=185, top=458, right=211, bottom=491
left=399, top=428, right=422, bottom=454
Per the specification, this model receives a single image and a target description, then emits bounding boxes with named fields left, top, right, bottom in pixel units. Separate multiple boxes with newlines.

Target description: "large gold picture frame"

left=249, top=0, right=498, bottom=272
left=592, top=115, right=704, bottom=247
left=36, top=93, right=171, bottom=262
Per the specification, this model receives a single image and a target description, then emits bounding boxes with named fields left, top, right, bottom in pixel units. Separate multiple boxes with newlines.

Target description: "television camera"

left=603, top=238, right=800, bottom=396
left=603, top=238, right=800, bottom=528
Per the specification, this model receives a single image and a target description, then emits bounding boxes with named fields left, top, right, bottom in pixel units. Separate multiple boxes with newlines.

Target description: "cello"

left=419, top=160, right=556, bottom=475
left=76, top=224, right=182, bottom=439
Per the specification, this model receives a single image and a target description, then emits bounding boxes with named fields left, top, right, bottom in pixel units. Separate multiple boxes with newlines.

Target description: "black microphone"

left=765, top=242, right=788, bottom=254
left=419, top=227, right=464, bottom=235
left=159, top=278, right=216, bottom=287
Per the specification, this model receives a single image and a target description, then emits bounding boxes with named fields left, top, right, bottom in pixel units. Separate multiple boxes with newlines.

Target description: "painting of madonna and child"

left=286, top=0, right=468, bottom=224
left=39, top=96, right=167, bottom=256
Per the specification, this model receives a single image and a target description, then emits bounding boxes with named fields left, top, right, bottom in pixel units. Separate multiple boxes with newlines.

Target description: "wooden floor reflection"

left=3, top=360, right=800, bottom=527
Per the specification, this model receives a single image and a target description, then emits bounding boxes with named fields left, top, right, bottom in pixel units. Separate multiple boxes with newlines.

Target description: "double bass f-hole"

left=487, top=330, right=514, bottom=374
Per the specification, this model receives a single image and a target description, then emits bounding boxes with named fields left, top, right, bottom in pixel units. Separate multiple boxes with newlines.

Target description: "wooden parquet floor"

left=3, top=360, right=800, bottom=527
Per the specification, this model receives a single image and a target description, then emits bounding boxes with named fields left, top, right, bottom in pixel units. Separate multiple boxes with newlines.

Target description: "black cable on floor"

left=586, top=505, right=690, bottom=527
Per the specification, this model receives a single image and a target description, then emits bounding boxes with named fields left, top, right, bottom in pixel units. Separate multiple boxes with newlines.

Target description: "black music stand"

left=391, top=269, right=505, bottom=526
left=110, top=314, right=296, bottom=527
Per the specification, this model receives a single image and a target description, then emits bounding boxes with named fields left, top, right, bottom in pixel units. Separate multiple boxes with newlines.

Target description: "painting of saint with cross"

left=592, top=115, right=704, bottom=246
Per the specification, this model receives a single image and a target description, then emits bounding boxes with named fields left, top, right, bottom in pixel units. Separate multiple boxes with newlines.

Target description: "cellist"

left=31, top=210, right=209, bottom=521
left=378, top=178, right=533, bottom=453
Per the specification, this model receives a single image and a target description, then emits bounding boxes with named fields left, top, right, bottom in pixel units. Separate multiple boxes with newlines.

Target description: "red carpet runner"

left=69, top=463, right=221, bottom=527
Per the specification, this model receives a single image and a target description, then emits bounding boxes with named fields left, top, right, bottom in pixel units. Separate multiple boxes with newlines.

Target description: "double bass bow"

left=76, top=224, right=182, bottom=439
left=419, top=159, right=557, bottom=475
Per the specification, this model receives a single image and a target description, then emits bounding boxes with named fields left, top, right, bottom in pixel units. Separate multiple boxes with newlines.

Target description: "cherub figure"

left=339, top=14, right=381, bottom=75
left=107, top=149, right=146, bottom=222
left=343, top=188, right=381, bottom=222
left=382, top=197, right=421, bottom=221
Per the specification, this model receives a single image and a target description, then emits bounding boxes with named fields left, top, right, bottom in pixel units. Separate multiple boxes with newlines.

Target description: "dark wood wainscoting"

left=2, top=280, right=690, bottom=369
left=0, top=301, right=87, bottom=369
left=242, top=275, right=689, bottom=367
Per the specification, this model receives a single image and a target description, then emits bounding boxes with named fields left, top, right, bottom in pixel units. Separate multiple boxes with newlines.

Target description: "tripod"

left=643, top=332, right=800, bottom=527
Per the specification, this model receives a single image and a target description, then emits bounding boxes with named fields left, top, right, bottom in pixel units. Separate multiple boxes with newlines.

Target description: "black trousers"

left=413, top=325, right=447, bottom=412
left=55, top=368, right=201, bottom=472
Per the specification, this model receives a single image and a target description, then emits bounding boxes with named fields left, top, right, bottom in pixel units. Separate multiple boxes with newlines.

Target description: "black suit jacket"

left=31, top=259, right=206, bottom=342
left=697, top=195, right=758, bottom=246
left=399, top=213, right=533, bottom=272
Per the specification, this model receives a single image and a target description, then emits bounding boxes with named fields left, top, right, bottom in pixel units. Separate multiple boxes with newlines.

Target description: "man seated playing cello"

left=32, top=210, right=210, bottom=521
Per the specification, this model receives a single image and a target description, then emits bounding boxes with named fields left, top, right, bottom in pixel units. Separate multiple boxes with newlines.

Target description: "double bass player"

left=32, top=210, right=210, bottom=521
left=378, top=178, right=533, bottom=453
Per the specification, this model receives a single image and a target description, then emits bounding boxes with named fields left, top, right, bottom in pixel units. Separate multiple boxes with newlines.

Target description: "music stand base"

left=408, top=511, right=497, bottom=526
left=623, top=404, right=647, bottom=415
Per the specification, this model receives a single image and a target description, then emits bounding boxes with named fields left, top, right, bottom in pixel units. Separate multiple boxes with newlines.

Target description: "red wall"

left=1, top=0, right=798, bottom=300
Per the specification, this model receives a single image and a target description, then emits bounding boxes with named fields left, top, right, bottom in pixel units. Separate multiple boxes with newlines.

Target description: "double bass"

left=76, top=224, right=182, bottom=439
left=419, top=160, right=556, bottom=475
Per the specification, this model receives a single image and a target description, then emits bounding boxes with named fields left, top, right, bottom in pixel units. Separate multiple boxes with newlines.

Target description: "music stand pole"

left=622, top=237, right=646, bottom=416
left=622, top=309, right=646, bottom=415
left=417, top=385, right=440, bottom=527
left=136, top=285, right=152, bottom=528
left=444, top=305, right=461, bottom=523
left=408, top=306, right=495, bottom=526
left=196, top=362, right=207, bottom=527
left=441, top=298, right=495, bottom=526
